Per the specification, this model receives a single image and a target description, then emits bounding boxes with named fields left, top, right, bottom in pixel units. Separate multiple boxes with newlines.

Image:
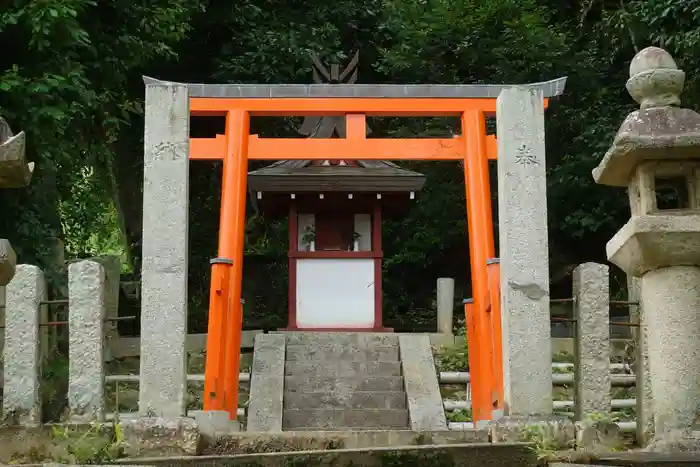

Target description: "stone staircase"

left=281, top=333, right=410, bottom=431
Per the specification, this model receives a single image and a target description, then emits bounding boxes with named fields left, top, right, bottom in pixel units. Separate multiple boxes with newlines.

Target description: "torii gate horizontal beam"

left=188, top=97, right=550, bottom=117
left=190, top=134, right=499, bottom=161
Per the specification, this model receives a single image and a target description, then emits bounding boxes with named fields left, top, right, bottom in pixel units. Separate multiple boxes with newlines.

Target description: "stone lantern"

left=594, top=46, right=700, bottom=450
left=0, top=116, right=33, bottom=287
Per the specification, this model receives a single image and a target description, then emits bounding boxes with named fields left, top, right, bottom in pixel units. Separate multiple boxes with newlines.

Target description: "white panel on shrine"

left=296, top=258, right=374, bottom=328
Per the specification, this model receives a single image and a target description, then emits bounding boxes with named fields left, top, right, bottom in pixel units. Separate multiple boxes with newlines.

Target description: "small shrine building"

left=248, top=157, right=424, bottom=331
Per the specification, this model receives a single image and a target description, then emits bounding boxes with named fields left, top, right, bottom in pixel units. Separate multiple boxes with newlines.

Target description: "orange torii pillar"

left=153, top=77, right=568, bottom=424
left=461, top=109, right=499, bottom=423
left=203, top=109, right=250, bottom=418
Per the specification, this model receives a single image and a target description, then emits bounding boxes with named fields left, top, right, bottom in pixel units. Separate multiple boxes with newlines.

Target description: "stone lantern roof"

left=593, top=47, right=700, bottom=187
left=0, top=116, right=33, bottom=286
left=0, top=117, right=33, bottom=188
left=594, top=47, right=700, bottom=276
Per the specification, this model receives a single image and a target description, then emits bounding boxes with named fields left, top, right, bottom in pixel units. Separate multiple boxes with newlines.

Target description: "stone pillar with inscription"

left=138, top=81, right=189, bottom=418
left=496, top=87, right=552, bottom=417
left=490, top=87, right=573, bottom=446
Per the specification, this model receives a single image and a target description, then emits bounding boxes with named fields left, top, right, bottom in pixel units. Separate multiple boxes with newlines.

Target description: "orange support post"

left=203, top=260, right=231, bottom=411
left=220, top=109, right=250, bottom=420
left=487, top=259, right=503, bottom=413
left=462, top=110, right=496, bottom=423
left=202, top=109, right=249, bottom=418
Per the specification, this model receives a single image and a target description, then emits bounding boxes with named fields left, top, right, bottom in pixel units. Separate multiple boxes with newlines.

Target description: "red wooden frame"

left=285, top=202, right=386, bottom=331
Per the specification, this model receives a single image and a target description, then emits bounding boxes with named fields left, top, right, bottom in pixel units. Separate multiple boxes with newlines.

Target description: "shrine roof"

left=247, top=159, right=425, bottom=193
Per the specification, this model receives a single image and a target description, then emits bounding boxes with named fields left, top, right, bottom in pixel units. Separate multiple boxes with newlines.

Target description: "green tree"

left=0, top=0, right=199, bottom=287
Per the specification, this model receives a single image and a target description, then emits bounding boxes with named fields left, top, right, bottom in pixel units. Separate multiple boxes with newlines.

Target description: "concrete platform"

left=117, top=442, right=535, bottom=467
left=199, top=429, right=489, bottom=455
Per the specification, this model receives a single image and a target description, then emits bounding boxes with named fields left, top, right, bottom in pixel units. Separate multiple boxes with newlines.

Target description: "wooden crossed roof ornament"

left=247, top=51, right=426, bottom=197
left=297, top=52, right=371, bottom=140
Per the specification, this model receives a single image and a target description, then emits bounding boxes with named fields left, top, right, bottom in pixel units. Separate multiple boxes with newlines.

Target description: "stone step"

left=284, top=391, right=407, bottom=410
left=285, top=344, right=399, bottom=362
left=285, top=376, right=404, bottom=392
left=280, top=332, right=399, bottom=347
left=284, top=360, right=402, bottom=377
left=282, top=408, right=409, bottom=430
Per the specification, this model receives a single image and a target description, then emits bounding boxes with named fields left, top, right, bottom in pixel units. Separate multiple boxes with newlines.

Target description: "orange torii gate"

left=152, top=77, right=566, bottom=424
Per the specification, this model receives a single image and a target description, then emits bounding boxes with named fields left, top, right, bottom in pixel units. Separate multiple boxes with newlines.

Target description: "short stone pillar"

left=68, top=260, right=106, bottom=421
left=436, top=278, right=455, bottom=335
left=593, top=46, right=700, bottom=450
left=3, top=265, right=46, bottom=425
left=572, top=262, right=611, bottom=420
left=496, top=86, right=552, bottom=416
left=139, top=80, right=190, bottom=418
left=247, top=333, right=286, bottom=432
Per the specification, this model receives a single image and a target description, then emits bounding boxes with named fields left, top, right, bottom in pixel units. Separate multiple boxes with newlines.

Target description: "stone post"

left=436, top=277, right=455, bottom=335
left=139, top=81, right=189, bottom=418
left=247, top=334, right=286, bottom=432
left=496, top=87, right=552, bottom=416
left=573, top=262, right=611, bottom=420
left=399, top=335, right=449, bottom=431
left=3, top=265, right=45, bottom=425
left=593, top=46, right=700, bottom=450
left=68, top=260, right=106, bottom=421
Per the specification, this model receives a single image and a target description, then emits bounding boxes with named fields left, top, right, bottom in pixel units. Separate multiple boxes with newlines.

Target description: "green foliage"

left=435, top=341, right=469, bottom=372
left=7, top=422, right=126, bottom=464
left=446, top=408, right=472, bottom=423
left=50, top=422, right=126, bottom=464
left=521, top=423, right=572, bottom=461
left=0, top=0, right=200, bottom=277
left=4, top=0, right=700, bottom=327
left=41, top=355, right=69, bottom=422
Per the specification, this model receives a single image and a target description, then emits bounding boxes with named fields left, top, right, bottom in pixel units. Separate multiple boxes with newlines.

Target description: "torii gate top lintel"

left=143, top=75, right=567, bottom=116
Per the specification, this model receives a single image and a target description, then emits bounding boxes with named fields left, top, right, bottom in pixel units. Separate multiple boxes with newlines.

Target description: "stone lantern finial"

left=626, top=46, right=685, bottom=109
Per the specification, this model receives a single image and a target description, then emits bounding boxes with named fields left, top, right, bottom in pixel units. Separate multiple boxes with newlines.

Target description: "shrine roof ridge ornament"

left=142, top=76, right=567, bottom=99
